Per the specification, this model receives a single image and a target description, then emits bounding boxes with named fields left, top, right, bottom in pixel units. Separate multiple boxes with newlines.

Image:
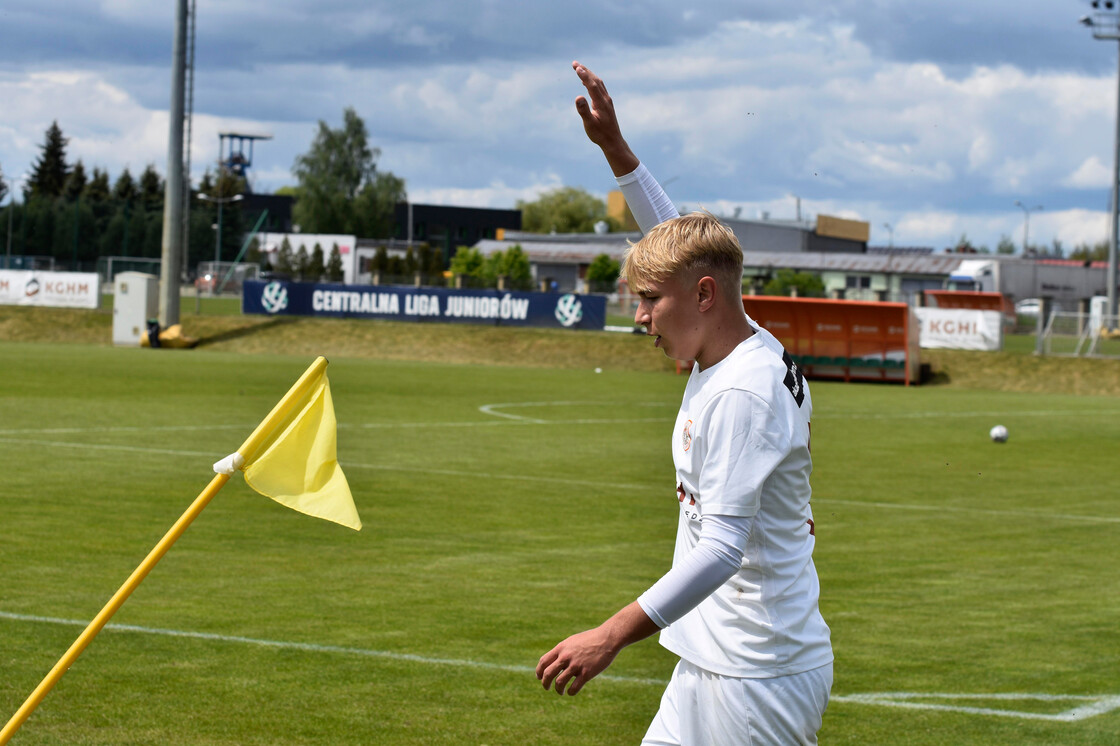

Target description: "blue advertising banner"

left=242, top=280, right=607, bottom=330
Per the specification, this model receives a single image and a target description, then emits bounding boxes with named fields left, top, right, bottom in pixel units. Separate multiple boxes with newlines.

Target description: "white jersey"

left=658, top=326, right=832, bottom=678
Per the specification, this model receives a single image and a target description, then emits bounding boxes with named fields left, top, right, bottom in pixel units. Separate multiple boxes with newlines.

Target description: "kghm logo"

left=554, top=294, right=583, bottom=327
left=261, top=282, right=289, bottom=314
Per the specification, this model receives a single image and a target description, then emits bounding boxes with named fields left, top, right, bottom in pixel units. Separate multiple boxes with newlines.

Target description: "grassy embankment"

left=2, top=300, right=1119, bottom=395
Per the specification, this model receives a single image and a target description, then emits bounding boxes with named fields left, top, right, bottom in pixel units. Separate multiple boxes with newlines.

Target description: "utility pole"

left=159, top=0, right=188, bottom=327
left=1081, top=3, right=1120, bottom=321
left=1014, top=200, right=1042, bottom=255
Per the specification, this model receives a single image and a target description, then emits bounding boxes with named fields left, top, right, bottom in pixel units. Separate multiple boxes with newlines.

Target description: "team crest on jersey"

left=782, top=351, right=806, bottom=407
left=682, top=419, right=693, bottom=452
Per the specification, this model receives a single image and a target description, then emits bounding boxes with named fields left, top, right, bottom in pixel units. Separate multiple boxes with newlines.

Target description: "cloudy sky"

left=0, top=0, right=1117, bottom=252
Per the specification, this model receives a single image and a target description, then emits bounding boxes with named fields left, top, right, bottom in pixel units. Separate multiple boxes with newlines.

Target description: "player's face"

left=634, top=274, right=702, bottom=361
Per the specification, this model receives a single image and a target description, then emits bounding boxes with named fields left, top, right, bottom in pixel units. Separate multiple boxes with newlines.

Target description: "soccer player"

left=534, top=62, right=833, bottom=745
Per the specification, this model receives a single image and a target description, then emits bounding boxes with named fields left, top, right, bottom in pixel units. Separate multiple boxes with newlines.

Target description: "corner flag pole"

left=0, top=357, right=330, bottom=745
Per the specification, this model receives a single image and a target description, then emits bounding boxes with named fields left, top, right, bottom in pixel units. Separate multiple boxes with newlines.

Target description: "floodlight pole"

left=1082, top=6, right=1120, bottom=321
left=158, top=0, right=189, bottom=327
left=198, top=192, right=242, bottom=292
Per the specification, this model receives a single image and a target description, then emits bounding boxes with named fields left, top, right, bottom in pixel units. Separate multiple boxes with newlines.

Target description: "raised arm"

left=572, top=61, right=679, bottom=233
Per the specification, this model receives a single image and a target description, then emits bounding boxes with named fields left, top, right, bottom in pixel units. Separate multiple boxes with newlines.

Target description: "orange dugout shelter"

left=742, top=296, right=920, bottom=385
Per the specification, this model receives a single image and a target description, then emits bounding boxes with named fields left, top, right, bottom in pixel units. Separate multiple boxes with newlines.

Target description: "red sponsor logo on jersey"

left=682, top=419, right=692, bottom=452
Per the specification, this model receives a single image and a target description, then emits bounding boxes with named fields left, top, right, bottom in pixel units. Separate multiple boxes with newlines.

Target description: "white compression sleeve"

left=616, top=162, right=680, bottom=234
left=637, top=513, right=750, bottom=628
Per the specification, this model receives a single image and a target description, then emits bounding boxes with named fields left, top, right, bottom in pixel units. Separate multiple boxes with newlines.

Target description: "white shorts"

left=641, top=659, right=832, bottom=746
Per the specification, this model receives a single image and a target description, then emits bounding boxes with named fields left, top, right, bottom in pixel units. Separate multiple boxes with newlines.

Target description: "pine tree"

left=295, top=245, right=309, bottom=281
left=114, top=168, right=137, bottom=204
left=29, top=121, right=69, bottom=199
left=326, top=244, right=344, bottom=281
left=64, top=161, right=87, bottom=201
left=307, top=243, right=324, bottom=282
left=139, top=165, right=163, bottom=211
left=275, top=236, right=295, bottom=275
left=83, top=168, right=111, bottom=204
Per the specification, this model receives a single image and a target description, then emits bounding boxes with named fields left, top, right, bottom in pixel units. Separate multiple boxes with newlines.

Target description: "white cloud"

left=1062, top=156, right=1112, bottom=189
left=1, top=6, right=1116, bottom=256
left=411, top=177, right=563, bottom=209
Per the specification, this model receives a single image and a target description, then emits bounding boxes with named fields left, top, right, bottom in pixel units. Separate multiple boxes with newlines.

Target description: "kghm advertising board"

left=0, top=271, right=100, bottom=310
left=243, top=280, right=607, bottom=330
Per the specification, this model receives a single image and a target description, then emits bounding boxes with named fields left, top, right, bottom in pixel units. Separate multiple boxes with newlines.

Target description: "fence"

left=195, top=261, right=261, bottom=294
left=2, top=255, right=56, bottom=271
left=97, top=256, right=161, bottom=288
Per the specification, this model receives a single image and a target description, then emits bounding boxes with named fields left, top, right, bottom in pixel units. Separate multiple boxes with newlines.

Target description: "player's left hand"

left=536, top=627, right=619, bottom=696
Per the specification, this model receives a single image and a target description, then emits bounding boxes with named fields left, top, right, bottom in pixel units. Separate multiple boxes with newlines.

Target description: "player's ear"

left=696, top=276, right=718, bottom=312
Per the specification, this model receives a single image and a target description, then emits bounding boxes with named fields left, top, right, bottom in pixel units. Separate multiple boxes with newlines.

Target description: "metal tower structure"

left=217, top=132, right=273, bottom=192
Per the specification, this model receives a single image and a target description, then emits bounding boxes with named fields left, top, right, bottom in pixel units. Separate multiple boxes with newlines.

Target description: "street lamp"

left=882, top=222, right=894, bottom=249
left=197, top=191, right=243, bottom=291
left=1014, top=201, right=1043, bottom=254
left=1080, top=1, right=1120, bottom=319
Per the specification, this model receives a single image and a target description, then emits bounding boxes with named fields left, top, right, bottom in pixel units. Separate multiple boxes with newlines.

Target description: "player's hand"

left=572, top=61, right=622, bottom=147
left=572, top=60, right=639, bottom=176
left=536, top=626, right=619, bottom=696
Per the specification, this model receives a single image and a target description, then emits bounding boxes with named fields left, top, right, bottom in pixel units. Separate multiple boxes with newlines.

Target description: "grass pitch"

left=1, top=341, right=1118, bottom=745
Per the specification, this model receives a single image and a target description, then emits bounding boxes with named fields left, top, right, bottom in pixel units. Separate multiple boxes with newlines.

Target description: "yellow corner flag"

left=212, top=356, right=361, bottom=530
left=241, top=362, right=361, bottom=530
left=1, top=357, right=359, bottom=746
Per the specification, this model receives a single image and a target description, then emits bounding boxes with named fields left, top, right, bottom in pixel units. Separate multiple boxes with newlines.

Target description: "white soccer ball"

left=989, top=424, right=1009, bottom=443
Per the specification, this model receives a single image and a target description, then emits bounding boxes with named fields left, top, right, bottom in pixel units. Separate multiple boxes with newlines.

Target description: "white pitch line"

left=0, top=437, right=214, bottom=459
left=352, top=416, right=673, bottom=429
left=0, top=611, right=665, bottom=687
left=4, top=611, right=1115, bottom=722
left=0, top=438, right=652, bottom=492
left=816, top=497, right=1120, bottom=525
left=0, top=417, right=673, bottom=437
left=4, top=405, right=1109, bottom=439
left=0, top=424, right=253, bottom=436
left=478, top=403, right=546, bottom=423
left=344, top=461, right=649, bottom=492
left=812, top=408, right=1120, bottom=421
left=831, top=692, right=1120, bottom=722
left=2, top=439, right=1118, bottom=523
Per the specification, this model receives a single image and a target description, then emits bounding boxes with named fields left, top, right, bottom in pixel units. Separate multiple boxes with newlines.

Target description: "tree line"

left=0, top=121, right=253, bottom=273
left=0, top=109, right=621, bottom=289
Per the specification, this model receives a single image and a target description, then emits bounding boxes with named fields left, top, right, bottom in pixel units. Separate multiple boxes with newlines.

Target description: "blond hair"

left=622, top=212, right=743, bottom=298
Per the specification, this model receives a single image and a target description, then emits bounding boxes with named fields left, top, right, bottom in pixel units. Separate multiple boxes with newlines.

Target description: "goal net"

left=1041, top=310, right=1120, bottom=357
